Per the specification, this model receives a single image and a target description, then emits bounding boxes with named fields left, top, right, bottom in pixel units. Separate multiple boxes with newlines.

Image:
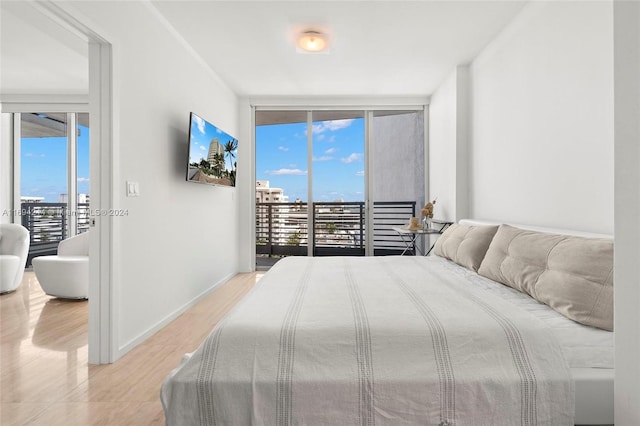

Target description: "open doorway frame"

left=31, top=1, right=115, bottom=364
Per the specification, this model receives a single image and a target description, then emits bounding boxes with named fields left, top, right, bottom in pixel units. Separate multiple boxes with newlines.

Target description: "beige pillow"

left=478, top=224, right=614, bottom=331
left=434, top=224, right=499, bottom=271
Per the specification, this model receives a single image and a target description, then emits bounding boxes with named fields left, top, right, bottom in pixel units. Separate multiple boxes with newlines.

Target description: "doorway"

left=0, top=0, right=114, bottom=364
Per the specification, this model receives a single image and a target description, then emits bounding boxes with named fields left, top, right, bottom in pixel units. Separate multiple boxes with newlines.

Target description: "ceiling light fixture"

left=297, top=30, right=328, bottom=53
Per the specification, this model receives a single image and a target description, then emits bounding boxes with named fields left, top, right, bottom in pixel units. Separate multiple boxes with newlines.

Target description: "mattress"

left=161, top=255, right=614, bottom=425
left=455, top=219, right=614, bottom=425
left=431, top=256, right=614, bottom=425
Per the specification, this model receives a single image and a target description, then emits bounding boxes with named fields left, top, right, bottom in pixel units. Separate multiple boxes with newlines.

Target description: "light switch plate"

left=126, top=181, right=140, bottom=197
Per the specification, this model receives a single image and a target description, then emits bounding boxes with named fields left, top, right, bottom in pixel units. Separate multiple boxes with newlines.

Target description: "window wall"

left=15, top=112, right=90, bottom=264
left=255, top=108, right=426, bottom=268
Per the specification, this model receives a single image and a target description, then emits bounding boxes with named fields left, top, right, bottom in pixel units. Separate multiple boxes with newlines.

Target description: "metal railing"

left=313, top=202, right=365, bottom=256
left=256, top=201, right=416, bottom=257
left=20, top=202, right=90, bottom=265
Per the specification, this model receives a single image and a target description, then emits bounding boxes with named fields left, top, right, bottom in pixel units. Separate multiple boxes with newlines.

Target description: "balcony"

left=256, top=201, right=417, bottom=260
left=20, top=202, right=91, bottom=266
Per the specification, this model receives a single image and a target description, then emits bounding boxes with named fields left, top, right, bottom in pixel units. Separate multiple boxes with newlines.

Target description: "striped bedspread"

left=161, top=256, right=573, bottom=425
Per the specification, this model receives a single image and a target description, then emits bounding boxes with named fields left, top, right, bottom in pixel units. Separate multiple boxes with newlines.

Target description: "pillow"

left=478, top=224, right=614, bottom=331
left=433, top=224, right=499, bottom=271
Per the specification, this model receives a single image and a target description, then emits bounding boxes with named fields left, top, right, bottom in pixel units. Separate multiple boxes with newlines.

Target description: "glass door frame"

left=11, top=111, right=88, bottom=238
left=254, top=104, right=429, bottom=258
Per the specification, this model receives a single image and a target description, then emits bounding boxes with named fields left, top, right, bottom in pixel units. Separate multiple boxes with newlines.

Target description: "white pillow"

left=434, top=224, right=499, bottom=271
left=478, top=224, right=614, bottom=331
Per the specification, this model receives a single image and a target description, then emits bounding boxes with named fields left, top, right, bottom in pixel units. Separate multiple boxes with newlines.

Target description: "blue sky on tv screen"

left=189, top=113, right=238, bottom=172
left=256, top=117, right=365, bottom=203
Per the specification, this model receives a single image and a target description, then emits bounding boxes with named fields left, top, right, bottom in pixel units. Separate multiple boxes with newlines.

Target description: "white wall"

left=613, top=1, right=640, bottom=423
left=468, top=1, right=614, bottom=234
left=429, top=72, right=456, bottom=221
left=65, top=1, right=239, bottom=356
left=428, top=66, right=469, bottom=222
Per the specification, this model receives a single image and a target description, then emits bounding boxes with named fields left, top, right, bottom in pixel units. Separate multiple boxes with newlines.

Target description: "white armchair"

left=33, top=231, right=89, bottom=299
left=0, top=224, right=30, bottom=294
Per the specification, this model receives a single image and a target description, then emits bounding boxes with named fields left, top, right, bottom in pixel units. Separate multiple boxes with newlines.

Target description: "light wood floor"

left=0, top=270, right=262, bottom=425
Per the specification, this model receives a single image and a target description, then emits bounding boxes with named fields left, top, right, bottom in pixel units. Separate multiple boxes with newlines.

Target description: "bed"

left=161, top=220, right=614, bottom=425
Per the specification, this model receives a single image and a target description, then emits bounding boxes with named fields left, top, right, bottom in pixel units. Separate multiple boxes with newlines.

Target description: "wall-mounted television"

left=186, top=112, right=238, bottom=187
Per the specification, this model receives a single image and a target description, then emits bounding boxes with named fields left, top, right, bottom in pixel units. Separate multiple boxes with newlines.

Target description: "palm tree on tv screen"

left=212, top=153, right=225, bottom=177
left=224, top=139, right=238, bottom=174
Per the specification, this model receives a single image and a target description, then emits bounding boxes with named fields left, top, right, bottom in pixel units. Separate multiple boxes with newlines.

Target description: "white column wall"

left=428, top=66, right=469, bottom=222
left=428, top=71, right=457, bottom=221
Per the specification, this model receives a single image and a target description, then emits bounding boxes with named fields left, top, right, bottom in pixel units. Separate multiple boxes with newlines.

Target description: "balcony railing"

left=256, top=201, right=417, bottom=257
left=21, top=202, right=90, bottom=265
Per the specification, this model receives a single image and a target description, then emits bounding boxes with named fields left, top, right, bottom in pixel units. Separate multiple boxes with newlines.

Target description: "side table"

left=392, top=220, right=453, bottom=256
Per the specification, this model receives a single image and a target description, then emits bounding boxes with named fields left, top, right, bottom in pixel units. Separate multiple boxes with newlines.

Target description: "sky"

left=20, top=115, right=360, bottom=204
left=21, top=123, right=90, bottom=202
left=256, top=118, right=365, bottom=202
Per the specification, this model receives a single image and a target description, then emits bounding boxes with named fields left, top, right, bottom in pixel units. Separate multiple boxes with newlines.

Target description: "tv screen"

left=186, top=112, right=238, bottom=187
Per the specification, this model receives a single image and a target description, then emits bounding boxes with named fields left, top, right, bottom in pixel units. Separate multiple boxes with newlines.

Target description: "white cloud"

left=355, top=170, right=365, bottom=176
left=308, top=119, right=355, bottom=135
left=267, top=168, right=307, bottom=176
left=325, top=147, right=337, bottom=154
left=313, top=156, right=333, bottom=162
left=199, top=145, right=206, bottom=150
left=341, top=153, right=363, bottom=164
left=25, top=153, right=45, bottom=158
left=77, top=177, right=90, bottom=183
left=278, top=146, right=289, bottom=152
left=323, top=119, right=355, bottom=131
left=193, top=115, right=206, bottom=135
left=309, top=124, right=323, bottom=135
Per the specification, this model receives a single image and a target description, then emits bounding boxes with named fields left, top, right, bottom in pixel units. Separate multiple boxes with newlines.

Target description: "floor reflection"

left=32, top=298, right=88, bottom=351
left=0, top=271, right=88, bottom=403
left=0, top=275, right=30, bottom=344
left=1, top=268, right=257, bottom=423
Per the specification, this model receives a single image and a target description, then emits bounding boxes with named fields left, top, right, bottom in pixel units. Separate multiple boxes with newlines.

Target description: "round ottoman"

left=32, top=255, right=89, bottom=299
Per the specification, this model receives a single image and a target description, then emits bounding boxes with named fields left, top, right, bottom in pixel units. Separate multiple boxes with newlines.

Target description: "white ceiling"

left=0, top=1, right=89, bottom=96
left=151, top=1, right=527, bottom=96
left=0, top=1, right=527, bottom=98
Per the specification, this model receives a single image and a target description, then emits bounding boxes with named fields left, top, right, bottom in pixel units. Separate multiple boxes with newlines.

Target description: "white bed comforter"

left=161, top=256, right=573, bottom=426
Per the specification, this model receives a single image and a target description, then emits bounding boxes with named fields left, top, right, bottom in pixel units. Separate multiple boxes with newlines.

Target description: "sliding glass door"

left=369, top=110, right=426, bottom=255
left=17, top=112, right=90, bottom=264
left=311, top=111, right=365, bottom=256
left=255, top=107, right=425, bottom=268
left=255, top=111, right=309, bottom=268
